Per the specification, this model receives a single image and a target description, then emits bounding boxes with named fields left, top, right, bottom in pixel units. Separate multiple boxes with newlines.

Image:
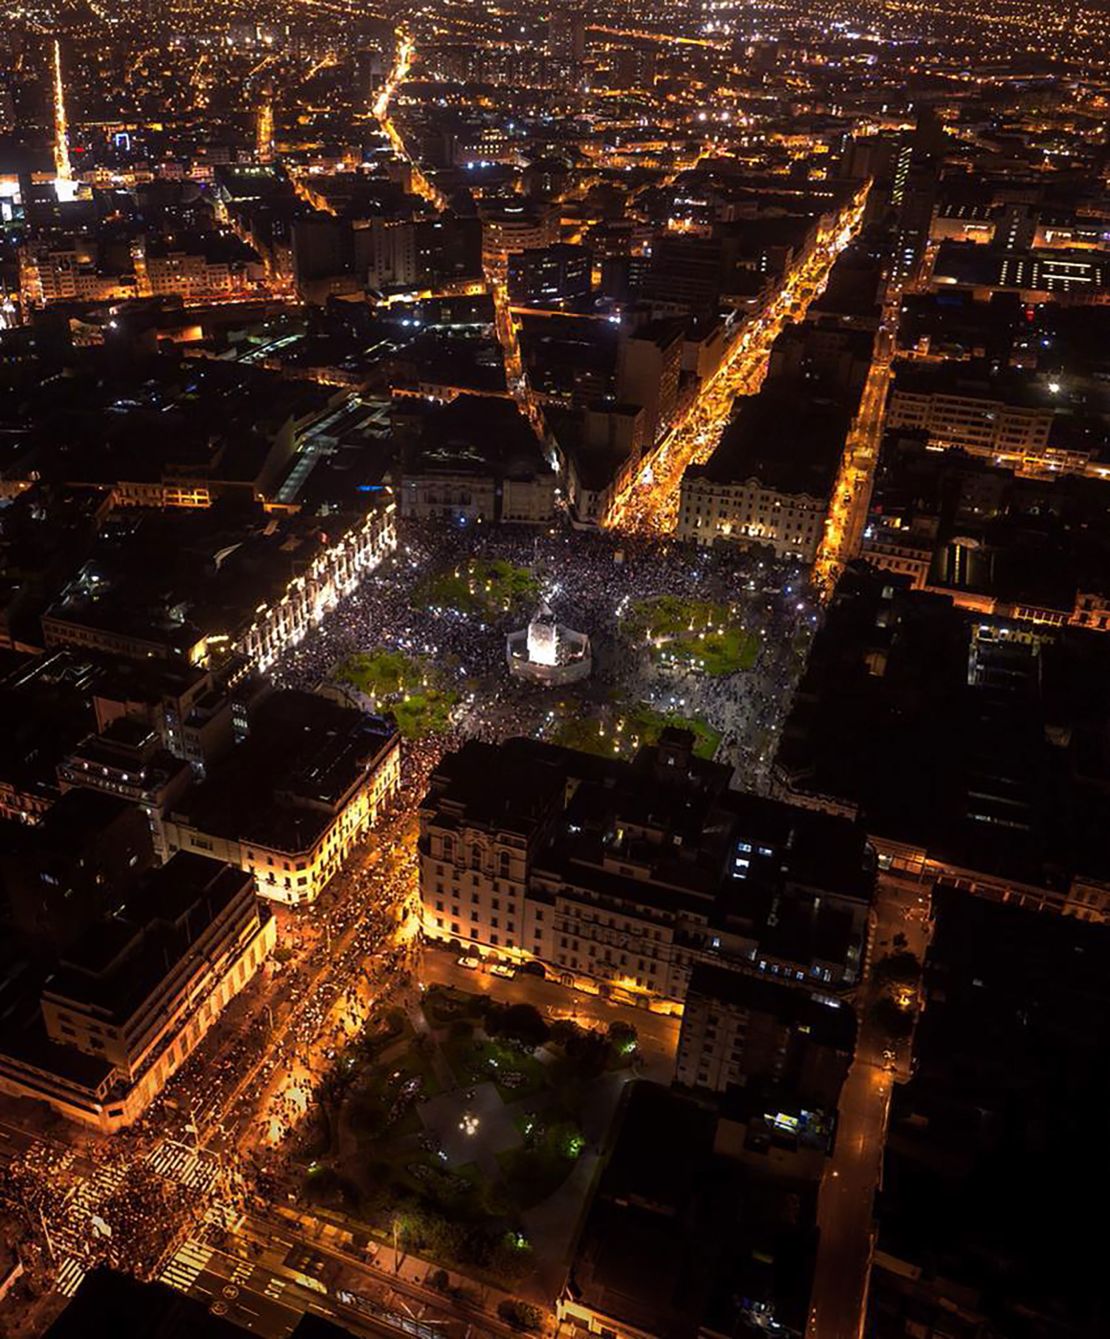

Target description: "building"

left=561, top=1082, right=819, bottom=1339
left=164, top=690, right=400, bottom=905
left=42, top=498, right=396, bottom=674
left=0, top=856, right=274, bottom=1133
left=56, top=715, right=193, bottom=859
left=419, top=733, right=874, bottom=1006
left=547, top=4, right=586, bottom=80
left=860, top=434, right=1110, bottom=631
left=480, top=202, right=559, bottom=264
left=19, top=237, right=138, bottom=306
left=234, top=501, right=396, bottom=671
left=562, top=402, right=647, bottom=526
left=616, top=320, right=684, bottom=448
left=45, top=1269, right=363, bottom=1337
left=885, top=361, right=1061, bottom=471
left=1, top=789, right=155, bottom=947
left=677, top=388, right=850, bottom=562
left=931, top=242, right=1110, bottom=303
left=142, top=231, right=264, bottom=300
left=363, top=215, right=482, bottom=293
left=775, top=565, right=1110, bottom=908
left=767, top=320, right=875, bottom=401
left=91, top=658, right=245, bottom=776
left=508, top=243, right=592, bottom=307
left=675, top=962, right=856, bottom=1104
left=45, top=1269, right=361, bottom=1339
left=398, top=395, right=556, bottom=525
left=868, top=888, right=1110, bottom=1338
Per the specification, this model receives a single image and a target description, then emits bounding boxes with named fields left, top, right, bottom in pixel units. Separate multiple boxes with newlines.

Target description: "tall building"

left=675, top=963, right=856, bottom=1102
left=616, top=319, right=684, bottom=448
left=508, top=243, right=592, bottom=306
left=547, top=5, right=586, bottom=83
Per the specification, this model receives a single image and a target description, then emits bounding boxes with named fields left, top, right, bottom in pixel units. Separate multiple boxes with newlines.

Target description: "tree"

left=873, top=951, right=920, bottom=987
left=549, top=1018, right=582, bottom=1048
left=607, top=1020, right=638, bottom=1054
left=498, top=1299, right=544, bottom=1331
left=565, top=1027, right=609, bottom=1078
left=871, top=997, right=915, bottom=1041
left=486, top=1002, right=549, bottom=1049
left=314, top=1066, right=355, bottom=1152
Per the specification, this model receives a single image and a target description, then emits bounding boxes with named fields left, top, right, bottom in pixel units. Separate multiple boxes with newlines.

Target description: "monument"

left=506, top=600, right=591, bottom=686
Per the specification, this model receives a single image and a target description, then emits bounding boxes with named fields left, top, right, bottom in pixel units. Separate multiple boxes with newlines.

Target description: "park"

left=332, top=648, right=460, bottom=738
left=621, top=595, right=761, bottom=675
left=415, top=558, right=539, bottom=619
left=296, top=985, right=639, bottom=1295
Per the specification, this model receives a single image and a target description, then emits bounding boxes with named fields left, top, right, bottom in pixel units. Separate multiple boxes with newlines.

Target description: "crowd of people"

left=275, top=518, right=817, bottom=788
left=1, top=516, right=822, bottom=1304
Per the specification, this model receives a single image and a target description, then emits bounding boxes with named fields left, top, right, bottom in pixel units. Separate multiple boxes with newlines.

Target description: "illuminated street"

left=606, top=191, right=870, bottom=536
left=2, top=3, right=1108, bottom=1338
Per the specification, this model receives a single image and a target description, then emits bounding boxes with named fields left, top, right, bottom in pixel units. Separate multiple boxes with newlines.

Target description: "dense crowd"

left=1, top=518, right=820, bottom=1298
left=274, top=518, right=818, bottom=791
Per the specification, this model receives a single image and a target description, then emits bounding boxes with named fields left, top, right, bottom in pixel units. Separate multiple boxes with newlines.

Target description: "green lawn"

left=622, top=596, right=759, bottom=675
left=442, top=1034, right=549, bottom=1101
left=549, top=703, right=721, bottom=761
left=653, top=625, right=760, bottom=676
left=300, top=994, right=643, bottom=1289
left=333, top=649, right=459, bottom=738
left=416, top=559, right=539, bottom=618
left=499, top=1117, right=585, bottom=1210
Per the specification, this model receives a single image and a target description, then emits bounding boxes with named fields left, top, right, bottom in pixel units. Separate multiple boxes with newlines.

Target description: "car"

left=490, top=963, right=516, bottom=979
left=457, top=955, right=481, bottom=970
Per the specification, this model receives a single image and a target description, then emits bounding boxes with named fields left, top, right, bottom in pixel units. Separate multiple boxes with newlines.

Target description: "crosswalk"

left=146, top=1140, right=221, bottom=1193
left=160, top=1239, right=214, bottom=1293
left=263, top=1276, right=288, bottom=1302
left=54, top=1257, right=85, bottom=1298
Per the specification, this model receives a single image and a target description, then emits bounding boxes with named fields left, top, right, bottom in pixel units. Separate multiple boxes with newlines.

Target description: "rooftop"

left=688, top=386, right=850, bottom=499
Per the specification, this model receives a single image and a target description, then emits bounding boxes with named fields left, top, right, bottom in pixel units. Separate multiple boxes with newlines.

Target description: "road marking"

left=160, top=1239, right=214, bottom=1293
left=54, top=1257, right=85, bottom=1298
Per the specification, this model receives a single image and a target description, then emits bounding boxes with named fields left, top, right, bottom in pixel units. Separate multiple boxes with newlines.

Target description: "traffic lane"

left=188, top=1252, right=304, bottom=1337
left=808, top=1057, right=890, bottom=1339
left=808, top=872, right=919, bottom=1338
left=419, top=952, right=681, bottom=1058
left=240, top=1211, right=520, bottom=1339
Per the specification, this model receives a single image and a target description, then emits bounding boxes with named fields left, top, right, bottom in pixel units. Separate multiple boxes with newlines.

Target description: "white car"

left=457, top=955, right=481, bottom=970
